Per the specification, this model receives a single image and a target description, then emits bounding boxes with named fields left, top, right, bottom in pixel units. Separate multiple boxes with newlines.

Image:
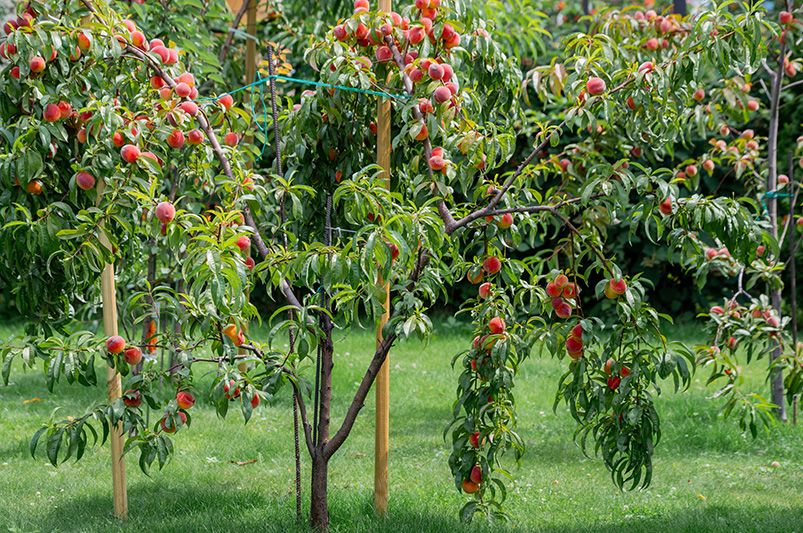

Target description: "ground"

left=0, top=320, right=801, bottom=532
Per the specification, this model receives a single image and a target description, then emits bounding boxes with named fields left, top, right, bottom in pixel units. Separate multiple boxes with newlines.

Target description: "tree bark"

left=309, top=453, right=329, bottom=531
left=766, top=24, right=789, bottom=421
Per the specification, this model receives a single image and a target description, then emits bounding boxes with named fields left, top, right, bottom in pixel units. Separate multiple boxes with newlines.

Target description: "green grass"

left=0, top=321, right=801, bottom=532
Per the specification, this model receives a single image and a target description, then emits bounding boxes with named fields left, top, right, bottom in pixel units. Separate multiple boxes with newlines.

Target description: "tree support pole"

left=97, top=181, right=128, bottom=519
left=374, top=0, right=392, bottom=517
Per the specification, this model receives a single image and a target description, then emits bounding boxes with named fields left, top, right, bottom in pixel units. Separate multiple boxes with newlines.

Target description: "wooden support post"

left=374, top=0, right=392, bottom=517
left=238, top=0, right=257, bottom=375
left=97, top=181, right=128, bottom=519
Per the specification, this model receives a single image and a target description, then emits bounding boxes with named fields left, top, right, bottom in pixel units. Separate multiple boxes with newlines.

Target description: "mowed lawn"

left=0, top=320, right=801, bottom=533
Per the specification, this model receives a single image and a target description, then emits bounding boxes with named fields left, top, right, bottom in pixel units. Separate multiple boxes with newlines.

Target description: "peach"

left=555, top=302, right=572, bottom=319
left=187, top=129, right=204, bottom=144
left=470, top=465, right=482, bottom=484
left=223, top=379, right=241, bottom=399
left=586, top=77, right=606, bottom=95
left=77, top=32, right=91, bottom=51
left=433, top=86, right=451, bottom=104
left=747, top=99, right=759, bottom=111
left=106, top=335, right=126, bottom=354
left=42, top=104, right=60, bottom=122
left=489, top=317, right=505, bottom=334
left=30, top=56, right=46, bottom=73
left=496, top=213, right=513, bottom=229
left=245, top=256, right=256, bottom=270
left=562, top=283, right=577, bottom=298
left=609, top=278, right=627, bottom=295
left=659, top=197, right=673, bottom=215
left=462, top=479, right=479, bottom=493
left=75, top=171, right=95, bottom=190
left=333, top=25, right=348, bottom=41
left=224, top=132, right=239, bottom=146
left=555, top=274, right=569, bottom=288
left=120, top=144, right=140, bottom=163
left=375, top=46, right=392, bottom=62
left=160, top=411, right=187, bottom=433
left=124, top=346, right=142, bottom=365
left=644, top=37, right=659, bottom=50
left=26, top=180, right=43, bottom=195
left=176, top=391, right=196, bottom=410
left=780, top=11, right=793, bottom=24
left=236, top=235, right=251, bottom=252
left=179, top=101, right=198, bottom=116
left=478, top=282, right=492, bottom=299
left=218, top=94, right=234, bottom=110
left=155, top=201, right=176, bottom=224
left=428, top=155, right=446, bottom=171
left=607, top=376, right=621, bottom=390
left=482, top=256, right=502, bottom=274
left=123, top=389, right=142, bottom=408
left=693, top=88, right=705, bottom=101
left=566, top=335, right=583, bottom=353
left=546, top=282, right=561, bottom=298
left=703, top=159, right=715, bottom=173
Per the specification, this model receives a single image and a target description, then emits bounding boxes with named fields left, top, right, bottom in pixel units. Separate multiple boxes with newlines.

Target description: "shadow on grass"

left=28, top=480, right=803, bottom=533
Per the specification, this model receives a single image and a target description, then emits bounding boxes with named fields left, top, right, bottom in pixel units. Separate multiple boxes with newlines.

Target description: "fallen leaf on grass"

left=230, top=459, right=257, bottom=466
left=23, top=397, right=42, bottom=404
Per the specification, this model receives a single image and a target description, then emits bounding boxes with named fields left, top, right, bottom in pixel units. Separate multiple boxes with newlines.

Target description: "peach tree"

left=0, top=0, right=781, bottom=530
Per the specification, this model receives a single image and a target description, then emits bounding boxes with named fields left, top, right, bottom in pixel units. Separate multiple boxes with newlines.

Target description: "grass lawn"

left=0, top=320, right=801, bottom=532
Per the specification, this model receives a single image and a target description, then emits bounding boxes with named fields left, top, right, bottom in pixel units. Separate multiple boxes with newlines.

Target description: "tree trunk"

left=309, top=454, right=329, bottom=531
left=766, top=29, right=788, bottom=421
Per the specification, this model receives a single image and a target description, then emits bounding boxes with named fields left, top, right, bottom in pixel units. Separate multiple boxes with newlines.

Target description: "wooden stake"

left=238, top=0, right=257, bottom=375
left=97, top=180, right=128, bottom=519
left=374, top=0, right=392, bottom=516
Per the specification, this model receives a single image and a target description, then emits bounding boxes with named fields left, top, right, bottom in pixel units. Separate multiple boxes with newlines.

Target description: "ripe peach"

left=26, top=180, right=43, bottom=195
left=375, top=46, right=392, bottom=62
left=478, top=282, right=492, bottom=299
left=778, top=174, right=789, bottom=185
left=609, top=278, right=627, bottom=295
left=10, top=66, right=20, bottom=79
left=566, top=335, right=583, bottom=353
left=121, top=144, right=140, bottom=163
left=586, top=77, right=606, bottom=95
left=555, top=302, right=572, bottom=319
left=176, top=391, right=196, bottom=410
left=179, top=101, right=198, bottom=116
left=482, top=256, right=502, bottom=274
left=251, top=394, right=260, bottom=408
left=469, top=431, right=480, bottom=448
left=470, top=465, right=482, bottom=484
left=245, top=256, right=256, bottom=270
left=703, top=159, right=715, bottom=173
left=546, top=282, right=561, bottom=298
left=780, top=11, right=793, bottom=24
left=30, top=56, right=46, bottom=73
left=77, top=32, right=91, bottom=51
left=167, top=129, right=185, bottom=149
left=106, top=335, right=126, bottom=354
left=43, top=103, right=61, bottom=122
left=155, top=201, right=176, bottom=224
left=638, top=61, right=654, bottom=74
left=124, top=346, right=142, bottom=365
left=489, top=317, right=505, bottom=334
left=131, top=31, right=147, bottom=50
left=644, top=37, right=659, bottom=50
left=747, top=99, right=759, bottom=112
left=562, top=283, right=577, bottom=298
left=428, top=155, right=446, bottom=172
left=223, top=379, right=241, bottom=399
left=333, top=25, right=348, bottom=41
left=756, top=245, right=765, bottom=257
left=75, top=171, right=95, bottom=190
left=160, top=411, right=187, bottom=433
left=607, top=376, right=621, bottom=390
left=224, top=132, right=239, bottom=146
left=693, top=88, right=705, bottom=101
left=123, top=389, right=142, bottom=408
left=218, top=94, right=234, bottom=111
left=659, top=197, right=673, bottom=215
left=555, top=274, right=569, bottom=288
left=433, top=86, right=451, bottom=104
left=462, top=479, right=479, bottom=494
left=236, top=235, right=251, bottom=252
left=187, top=129, right=204, bottom=145
left=496, top=213, right=513, bottom=229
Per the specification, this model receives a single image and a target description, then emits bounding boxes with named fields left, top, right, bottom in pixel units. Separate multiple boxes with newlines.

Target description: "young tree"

left=0, top=0, right=793, bottom=531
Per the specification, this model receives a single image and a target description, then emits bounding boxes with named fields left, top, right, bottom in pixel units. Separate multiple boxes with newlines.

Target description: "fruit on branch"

left=160, top=411, right=187, bottom=433
left=466, top=268, right=483, bottom=284
left=566, top=334, right=583, bottom=360
left=218, top=94, right=234, bottom=110
left=604, top=278, right=627, bottom=299
left=546, top=282, right=561, bottom=298
left=607, top=376, right=621, bottom=390
left=488, top=317, right=506, bottom=334
left=659, top=197, right=673, bottom=215
left=586, top=77, right=606, bottom=95
left=124, top=346, right=142, bottom=366
left=552, top=297, right=573, bottom=319
left=120, top=144, right=141, bottom=163
left=245, top=256, right=256, bottom=270
left=75, top=171, right=96, bottom=190
left=780, top=11, right=793, bottom=25
left=470, top=465, right=482, bottom=484
left=496, top=213, right=513, bottom=229
left=236, top=236, right=251, bottom=252
left=469, top=432, right=480, bottom=449
left=223, top=379, right=241, bottom=400
left=29, top=55, right=46, bottom=73
left=482, top=256, right=502, bottom=275
left=250, top=394, right=260, bottom=408
left=43, top=104, right=61, bottom=122
left=106, top=335, right=126, bottom=354
left=433, top=86, right=452, bottom=104
left=478, top=282, right=492, bottom=299
left=77, top=32, right=90, bottom=51
left=703, top=159, right=715, bottom=173
left=187, top=129, right=204, bottom=144
left=155, top=201, right=176, bottom=224
left=123, top=389, right=142, bottom=408
left=778, top=174, right=789, bottom=186
left=167, top=129, right=185, bottom=149
left=693, top=88, right=705, bottom=101
left=685, top=164, right=698, bottom=177
left=375, top=46, right=392, bottom=62
left=462, top=479, right=479, bottom=494
left=710, top=306, right=725, bottom=315
left=224, top=132, right=239, bottom=147
left=428, top=155, right=446, bottom=171
left=747, top=99, right=759, bottom=111
left=638, top=61, right=654, bottom=74
left=222, top=324, right=245, bottom=346
left=176, top=391, right=196, bottom=410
